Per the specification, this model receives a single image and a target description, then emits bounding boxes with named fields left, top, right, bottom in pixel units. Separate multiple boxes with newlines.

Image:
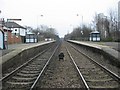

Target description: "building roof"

left=5, top=22, right=26, bottom=29
left=91, top=31, right=100, bottom=34
left=0, top=22, right=12, bottom=31
left=27, top=32, right=35, bottom=35
left=0, top=21, right=4, bottom=26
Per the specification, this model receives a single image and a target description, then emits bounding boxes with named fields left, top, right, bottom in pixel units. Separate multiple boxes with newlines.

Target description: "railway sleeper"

left=17, top=72, right=38, bottom=77
left=20, top=70, right=40, bottom=74
left=80, top=70, right=105, bottom=75
left=88, top=80, right=120, bottom=88
left=25, top=65, right=41, bottom=68
left=6, top=81, right=33, bottom=88
left=12, top=76, right=36, bottom=81
left=84, top=74, right=110, bottom=79
left=86, top=78, right=113, bottom=82
left=23, top=68, right=40, bottom=71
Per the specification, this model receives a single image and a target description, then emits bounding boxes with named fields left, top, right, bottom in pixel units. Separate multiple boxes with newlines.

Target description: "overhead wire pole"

left=81, top=15, right=83, bottom=34
left=37, top=15, right=43, bottom=30
left=76, top=14, right=83, bottom=28
left=81, top=15, right=84, bottom=41
left=6, top=19, right=8, bottom=49
left=77, top=14, right=84, bottom=40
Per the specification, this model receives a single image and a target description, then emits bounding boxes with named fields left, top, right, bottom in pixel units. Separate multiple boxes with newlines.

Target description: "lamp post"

left=37, top=15, right=43, bottom=30
left=37, top=15, right=43, bottom=42
left=76, top=14, right=83, bottom=28
left=76, top=14, right=84, bottom=40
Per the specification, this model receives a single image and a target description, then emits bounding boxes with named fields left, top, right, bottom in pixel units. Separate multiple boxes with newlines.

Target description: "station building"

left=89, top=31, right=100, bottom=42
left=0, top=29, right=5, bottom=49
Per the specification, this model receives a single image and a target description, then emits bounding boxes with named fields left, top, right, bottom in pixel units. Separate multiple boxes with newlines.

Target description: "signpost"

left=7, top=19, right=22, bottom=22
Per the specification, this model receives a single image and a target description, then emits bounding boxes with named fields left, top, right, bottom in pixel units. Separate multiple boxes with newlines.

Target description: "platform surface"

left=0, top=41, right=55, bottom=64
left=69, top=40, right=119, bottom=61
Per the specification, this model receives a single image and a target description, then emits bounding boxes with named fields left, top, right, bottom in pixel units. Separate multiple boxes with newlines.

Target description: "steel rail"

left=68, top=42, right=120, bottom=83
left=30, top=43, right=60, bottom=90
left=66, top=47, right=90, bottom=90
left=1, top=45, right=53, bottom=82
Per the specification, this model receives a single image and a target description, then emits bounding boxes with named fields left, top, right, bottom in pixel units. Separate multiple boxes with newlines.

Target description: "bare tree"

left=108, top=8, right=119, bottom=41
left=104, top=18, right=110, bottom=38
left=92, top=11, right=118, bottom=41
left=92, top=13, right=106, bottom=39
left=65, top=25, right=92, bottom=41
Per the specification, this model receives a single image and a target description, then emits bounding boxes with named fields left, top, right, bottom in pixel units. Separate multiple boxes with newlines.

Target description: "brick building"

left=0, top=19, right=26, bottom=46
left=5, top=22, right=26, bottom=44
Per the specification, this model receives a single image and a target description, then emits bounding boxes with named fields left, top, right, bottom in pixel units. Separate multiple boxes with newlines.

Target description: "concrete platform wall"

left=2, top=41, right=55, bottom=73
left=68, top=40, right=120, bottom=67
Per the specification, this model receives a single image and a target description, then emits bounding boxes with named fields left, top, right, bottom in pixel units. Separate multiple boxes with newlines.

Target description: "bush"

left=114, top=39, right=120, bottom=42
left=102, top=37, right=113, bottom=42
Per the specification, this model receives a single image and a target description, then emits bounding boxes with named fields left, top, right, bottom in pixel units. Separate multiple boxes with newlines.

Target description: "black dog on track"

left=58, top=52, right=64, bottom=61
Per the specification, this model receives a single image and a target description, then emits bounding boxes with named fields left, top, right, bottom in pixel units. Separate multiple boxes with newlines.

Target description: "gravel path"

left=36, top=42, right=85, bottom=88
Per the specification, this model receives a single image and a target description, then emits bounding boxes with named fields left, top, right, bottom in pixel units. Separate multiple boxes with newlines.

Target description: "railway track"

left=34, top=41, right=85, bottom=88
left=66, top=42, right=120, bottom=89
left=2, top=41, right=120, bottom=89
left=2, top=42, right=59, bottom=90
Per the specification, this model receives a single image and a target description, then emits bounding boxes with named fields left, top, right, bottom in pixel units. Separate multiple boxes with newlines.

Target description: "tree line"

left=64, top=25, right=92, bottom=41
left=65, top=8, right=119, bottom=42
left=25, top=25, right=59, bottom=41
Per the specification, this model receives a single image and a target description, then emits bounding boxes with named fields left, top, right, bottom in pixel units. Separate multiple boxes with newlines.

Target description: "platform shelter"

left=89, top=31, right=100, bottom=41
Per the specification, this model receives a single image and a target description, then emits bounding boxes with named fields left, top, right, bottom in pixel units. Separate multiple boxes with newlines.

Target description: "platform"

left=0, top=41, right=55, bottom=65
left=68, top=40, right=119, bottom=62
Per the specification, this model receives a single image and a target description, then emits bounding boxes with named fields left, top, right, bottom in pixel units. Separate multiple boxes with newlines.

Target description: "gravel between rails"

left=35, top=42, right=85, bottom=88
left=66, top=42, right=120, bottom=89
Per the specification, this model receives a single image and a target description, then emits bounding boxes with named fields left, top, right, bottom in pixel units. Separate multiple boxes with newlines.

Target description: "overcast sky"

left=0, top=0, right=119, bottom=37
